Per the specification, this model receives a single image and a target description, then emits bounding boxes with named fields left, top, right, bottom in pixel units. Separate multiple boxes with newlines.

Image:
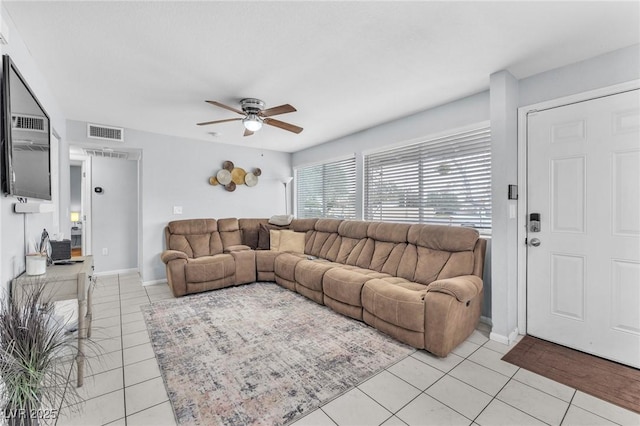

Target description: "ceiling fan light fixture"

left=243, top=114, right=263, bottom=132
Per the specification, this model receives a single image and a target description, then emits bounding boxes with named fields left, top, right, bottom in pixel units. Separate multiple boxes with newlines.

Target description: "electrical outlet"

left=102, top=248, right=109, bottom=256
left=173, top=206, right=183, bottom=215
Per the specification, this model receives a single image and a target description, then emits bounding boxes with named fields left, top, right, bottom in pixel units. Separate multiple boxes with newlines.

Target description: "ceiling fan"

left=197, top=98, right=303, bottom=136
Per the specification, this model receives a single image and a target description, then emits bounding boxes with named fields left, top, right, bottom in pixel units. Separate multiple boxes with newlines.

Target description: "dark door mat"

left=502, top=335, right=640, bottom=414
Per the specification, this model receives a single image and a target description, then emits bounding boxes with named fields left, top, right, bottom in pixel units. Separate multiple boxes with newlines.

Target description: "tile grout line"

left=117, top=273, right=129, bottom=426
left=559, top=390, right=578, bottom=425
left=468, top=357, right=524, bottom=425
left=405, top=340, right=500, bottom=424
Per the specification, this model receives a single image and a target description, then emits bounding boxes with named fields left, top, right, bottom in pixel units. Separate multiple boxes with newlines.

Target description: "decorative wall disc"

left=222, top=160, right=234, bottom=171
left=209, top=176, right=219, bottom=185
left=244, top=172, right=258, bottom=187
left=231, top=167, right=246, bottom=185
left=216, top=169, right=232, bottom=185
left=253, top=168, right=262, bottom=177
left=225, top=181, right=236, bottom=192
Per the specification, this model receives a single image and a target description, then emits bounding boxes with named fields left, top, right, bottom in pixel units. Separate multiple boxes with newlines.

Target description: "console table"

left=11, top=256, right=94, bottom=387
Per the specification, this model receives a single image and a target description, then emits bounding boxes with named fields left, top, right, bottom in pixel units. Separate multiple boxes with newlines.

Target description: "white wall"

left=91, top=156, right=138, bottom=273
left=0, top=5, right=68, bottom=292
left=65, top=121, right=292, bottom=282
left=519, top=45, right=640, bottom=107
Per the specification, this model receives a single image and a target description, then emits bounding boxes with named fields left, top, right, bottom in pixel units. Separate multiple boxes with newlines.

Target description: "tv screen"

left=1, top=54, right=51, bottom=200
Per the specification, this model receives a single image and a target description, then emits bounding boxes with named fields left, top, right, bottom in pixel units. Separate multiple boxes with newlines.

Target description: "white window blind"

left=296, top=157, right=356, bottom=219
left=364, top=127, right=491, bottom=229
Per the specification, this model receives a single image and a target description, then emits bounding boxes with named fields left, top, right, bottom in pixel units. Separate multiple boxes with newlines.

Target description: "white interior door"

left=527, top=89, right=640, bottom=368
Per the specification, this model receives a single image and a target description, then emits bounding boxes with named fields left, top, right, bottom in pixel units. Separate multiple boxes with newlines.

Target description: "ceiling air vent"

left=12, top=114, right=46, bottom=132
left=87, top=123, right=124, bottom=142
left=83, top=148, right=129, bottom=160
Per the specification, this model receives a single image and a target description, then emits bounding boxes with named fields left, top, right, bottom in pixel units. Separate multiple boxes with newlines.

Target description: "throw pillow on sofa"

left=270, top=230, right=305, bottom=253
left=257, top=223, right=289, bottom=250
left=268, top=214, right=294, bottom=226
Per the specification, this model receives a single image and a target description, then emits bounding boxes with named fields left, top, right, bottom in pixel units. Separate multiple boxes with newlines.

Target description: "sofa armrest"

left=427, top=275, right=482, bottom=303
left=161, top=250, right=188, bottom=264
left=224, top=244, right=252, bottom=253
left=162, top=255, right=188, bottom=297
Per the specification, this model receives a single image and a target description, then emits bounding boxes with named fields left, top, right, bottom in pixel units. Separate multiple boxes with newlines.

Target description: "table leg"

left=86, top=278, right=94, bottom=339
left=76, top=299, right=87, bottom=388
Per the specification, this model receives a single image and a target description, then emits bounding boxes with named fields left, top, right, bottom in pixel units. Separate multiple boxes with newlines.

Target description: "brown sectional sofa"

left=161, top=217, right=487, bottom=357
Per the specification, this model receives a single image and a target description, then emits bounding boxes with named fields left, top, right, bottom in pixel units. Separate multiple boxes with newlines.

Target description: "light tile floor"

left=54, top=273, right=640, bottom=426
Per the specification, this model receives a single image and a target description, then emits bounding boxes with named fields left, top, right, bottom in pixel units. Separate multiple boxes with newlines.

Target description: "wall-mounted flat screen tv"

left=1, top=54, right=51, bottom=200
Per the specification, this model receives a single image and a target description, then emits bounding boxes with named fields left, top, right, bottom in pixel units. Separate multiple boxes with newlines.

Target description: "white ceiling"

left=3, top=1, right=639, bottom=153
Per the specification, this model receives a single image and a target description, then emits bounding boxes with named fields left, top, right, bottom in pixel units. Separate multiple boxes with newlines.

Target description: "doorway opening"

left=69, top=153, right=92, bottom=257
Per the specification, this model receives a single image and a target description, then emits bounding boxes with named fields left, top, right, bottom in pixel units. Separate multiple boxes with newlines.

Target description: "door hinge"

left=524, top=238, right=528, bottom=246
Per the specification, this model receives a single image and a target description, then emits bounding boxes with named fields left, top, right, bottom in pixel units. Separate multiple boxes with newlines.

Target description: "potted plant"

left=0, top=280, right=81, bottom=426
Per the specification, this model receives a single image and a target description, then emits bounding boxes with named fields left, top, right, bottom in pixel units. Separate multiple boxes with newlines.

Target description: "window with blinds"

left=296, top=157, right=356, bottom=219
left=364, top=127, right=491, bottom=230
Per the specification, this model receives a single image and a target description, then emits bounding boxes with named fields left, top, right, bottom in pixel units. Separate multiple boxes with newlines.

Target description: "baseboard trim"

left=490, top=327, right=520, bottom=345
left=479, top=316, right=492, bottom=327
left=94, top=268, right=139, bottom=277
left=143, top=279, right=168, bottom=286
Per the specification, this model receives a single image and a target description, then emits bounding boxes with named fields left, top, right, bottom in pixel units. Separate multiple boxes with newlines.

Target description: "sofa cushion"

left=367, top=222, right=410, bottom=243
left=255, top=250, right=279, bottom=273
left=166, top=219, right=224, bottom=258
left=361, top=279, right=428, bottom=332
left=407, top=224, right=478, bottom=252
left=295, top=259, right=338, bottom=292
left=306, top=232, right=338, bottom=259
left=218, top=218, right=243, bottom=248
left=290, top=218, right=319, bottom=232
left=184, top=254, right=235, bottom=283
left=274, top=252, right=306, bottom=282
left=338, top=220, right=369, bottom=239
left=305, top=219, right=343, bottom=260
left=370, top=241, right=406, bottom=274
left=168, top=219, right=217, bottom=235
left=238, top=218, right=268, bottom=249
left=323, top=268, right=375, bottom=307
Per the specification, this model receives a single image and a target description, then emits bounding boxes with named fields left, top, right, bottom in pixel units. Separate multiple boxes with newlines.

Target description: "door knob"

left=529, top=238, right=541, bottom=247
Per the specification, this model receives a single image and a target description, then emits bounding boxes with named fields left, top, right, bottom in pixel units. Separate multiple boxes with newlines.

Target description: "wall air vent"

left=12, top=114, right=46, bottom=132
left=87, top=123, right=124, bottom=142
left=83, top=148, right=129, bottom=160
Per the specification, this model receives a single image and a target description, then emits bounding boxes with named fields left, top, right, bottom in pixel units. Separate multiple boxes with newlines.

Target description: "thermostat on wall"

left=94, top=187, right=103, bottom=194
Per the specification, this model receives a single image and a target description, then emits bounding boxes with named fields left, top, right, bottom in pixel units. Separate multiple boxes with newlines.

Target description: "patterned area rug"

left=142, top=282, right=414, bottom=425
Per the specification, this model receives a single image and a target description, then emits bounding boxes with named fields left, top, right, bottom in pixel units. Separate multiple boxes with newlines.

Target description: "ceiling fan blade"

left=263, top=118, right=303, bottom=134
left=196, top=118, right=242, bottom=126
left=205, top=100, right=245, bottom=115
left=259, top=104, right=297, bottom=117
left=243, top=128, right=254, bottom=137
